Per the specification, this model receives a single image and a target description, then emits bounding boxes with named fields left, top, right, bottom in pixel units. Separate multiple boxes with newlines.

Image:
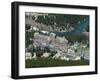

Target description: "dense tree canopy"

left=36, top=14, right=89, bottom=27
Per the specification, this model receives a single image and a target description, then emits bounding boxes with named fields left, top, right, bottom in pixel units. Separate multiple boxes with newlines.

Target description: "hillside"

left=25, top=12, right=89, bottom=32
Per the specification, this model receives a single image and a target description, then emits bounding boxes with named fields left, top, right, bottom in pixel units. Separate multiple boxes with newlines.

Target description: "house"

left=41, top=30, right=49, bottom=34
left=32, top=52, right=37, bottom=59
left=41, top=52, right=51, bottom=58
left=25, top=52, right=32, bottom=60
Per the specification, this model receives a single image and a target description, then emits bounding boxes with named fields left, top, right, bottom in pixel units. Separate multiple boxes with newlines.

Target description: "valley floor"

left=25, top=57, right=89, bottom=68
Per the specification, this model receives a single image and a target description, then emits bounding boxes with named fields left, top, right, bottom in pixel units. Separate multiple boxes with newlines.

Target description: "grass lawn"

left=25, top=57, right=89, bottom=68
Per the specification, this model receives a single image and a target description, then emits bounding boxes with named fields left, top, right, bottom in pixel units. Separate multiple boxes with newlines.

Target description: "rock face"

left=33, top=32, right=82, bottom=61
left=25, top=31, right=89, bottom=61
left=33, top=32, right=68, bottom=53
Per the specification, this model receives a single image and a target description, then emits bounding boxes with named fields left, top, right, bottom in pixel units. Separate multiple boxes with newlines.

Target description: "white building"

left=25, top=52, right=32, bottom=60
